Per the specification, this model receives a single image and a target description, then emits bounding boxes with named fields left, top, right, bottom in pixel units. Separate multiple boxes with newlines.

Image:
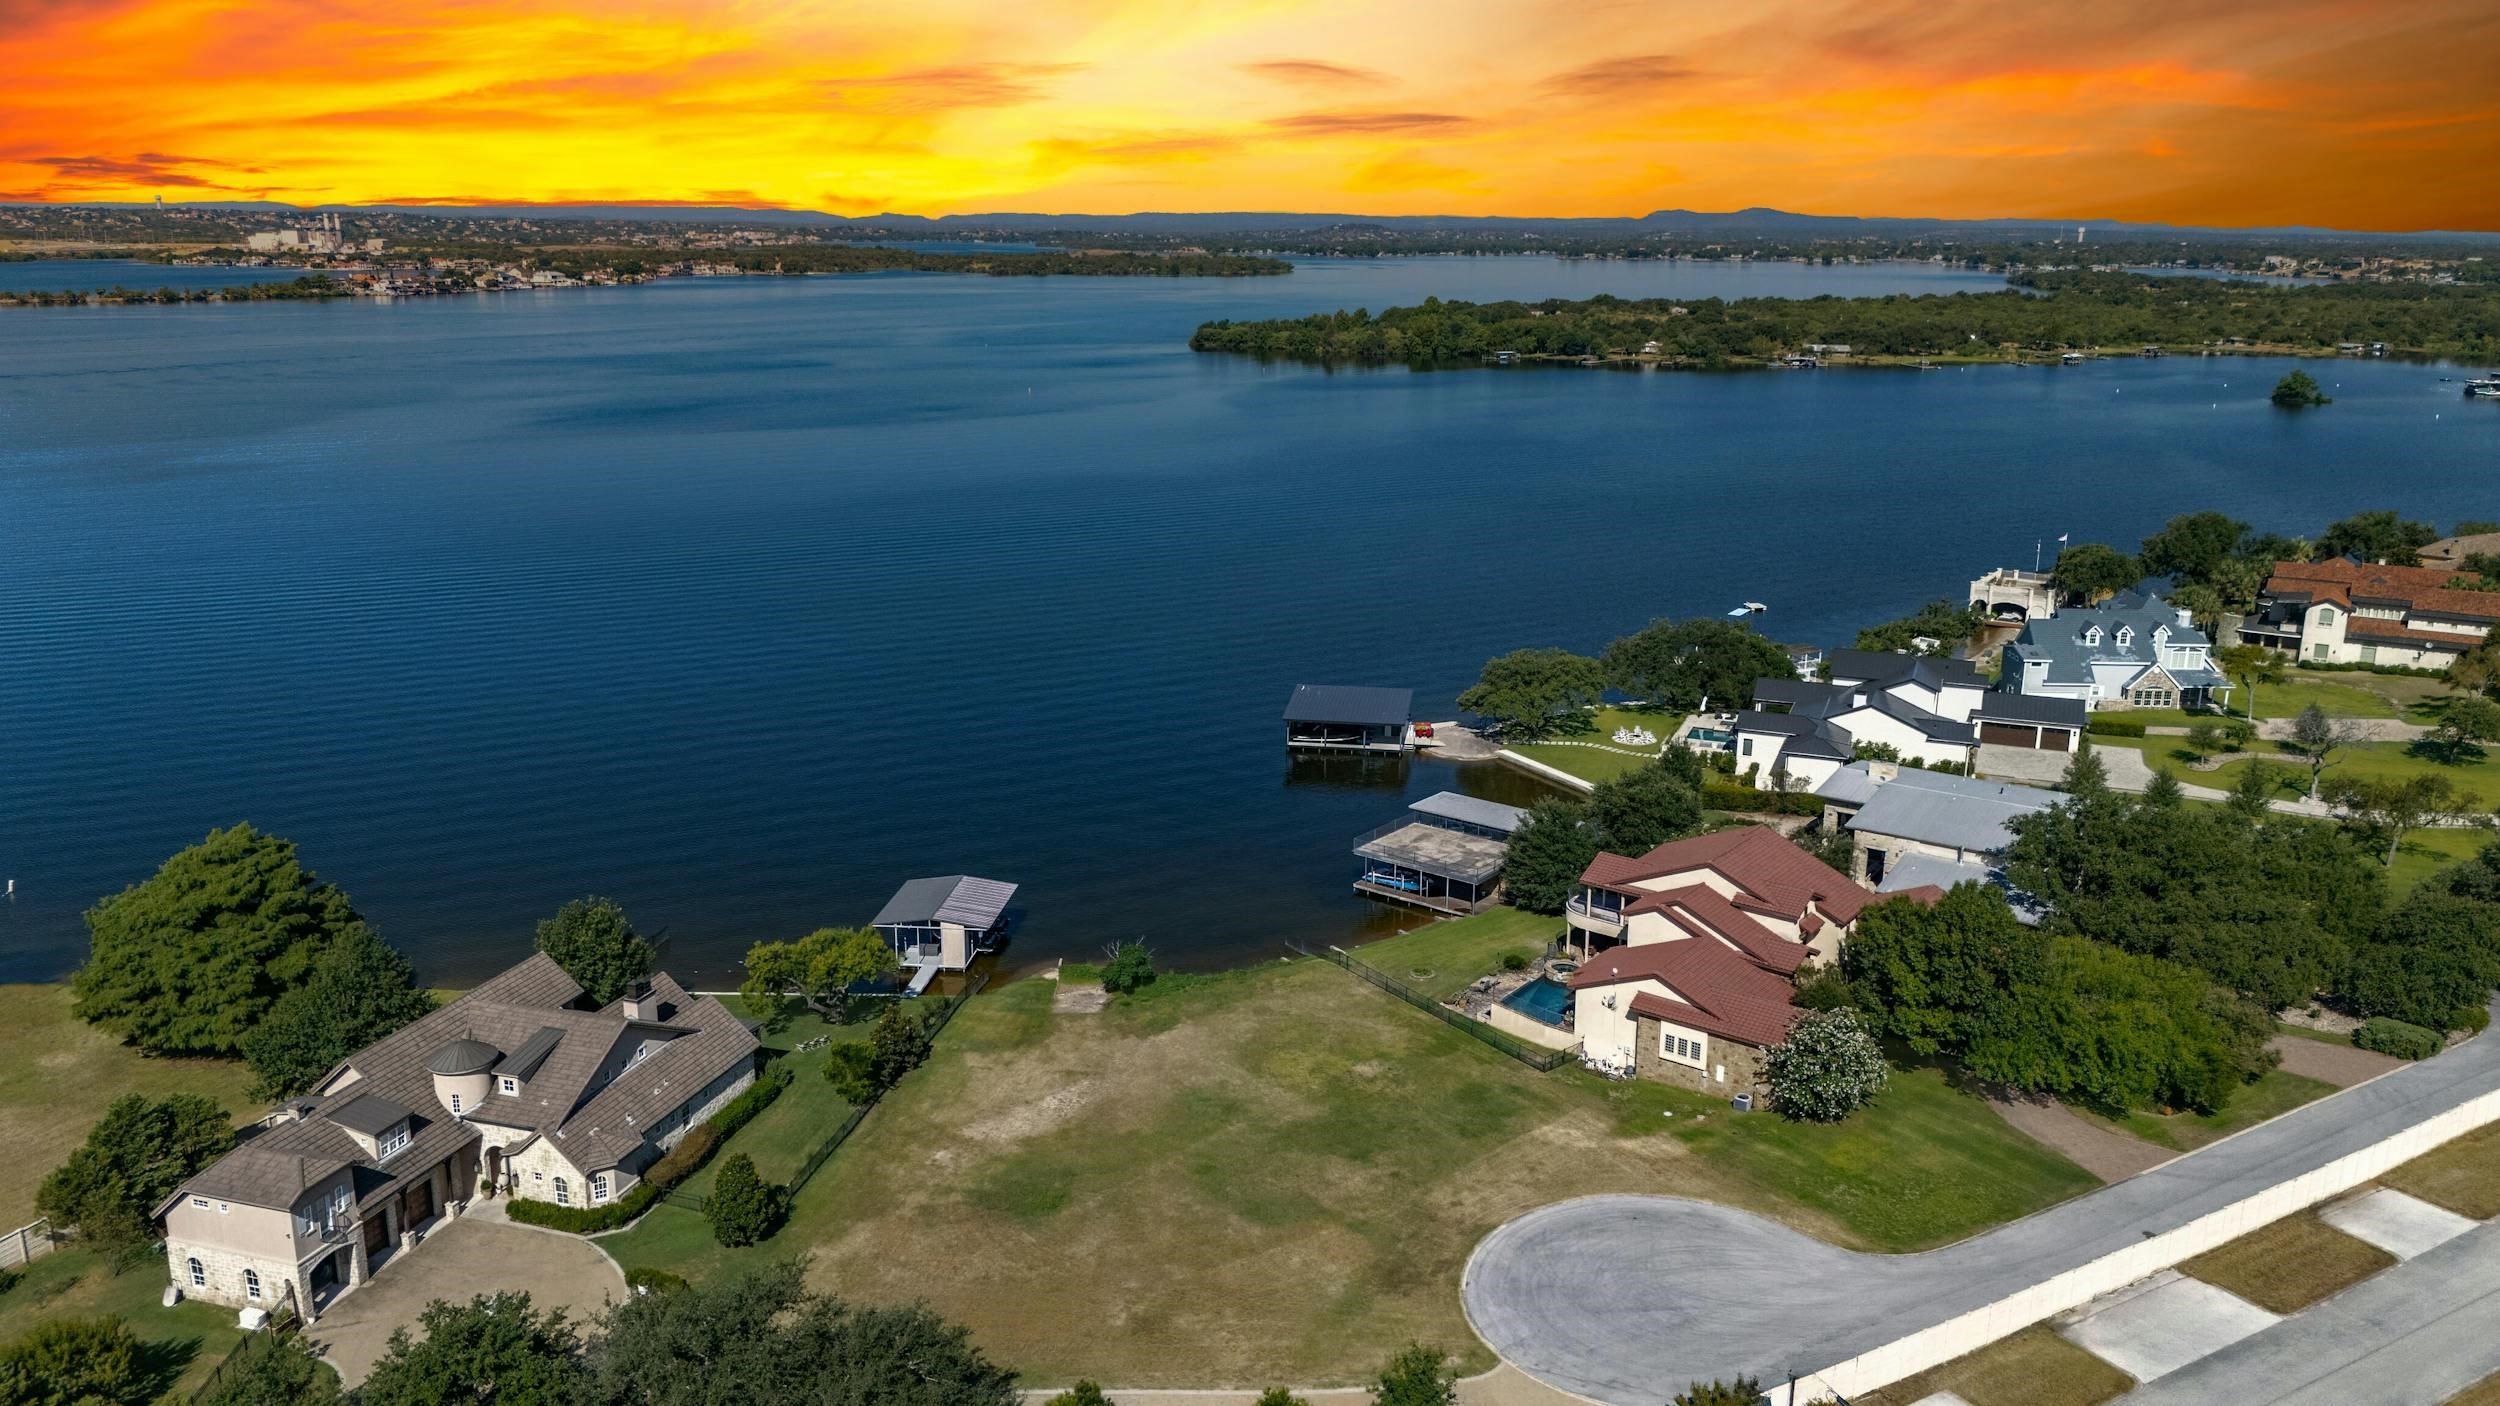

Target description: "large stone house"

left=157, top=954, right=757, bottom=1322
left=2239, top=558, right=2500, bottom=668
left=2001, top=590, right=2231, bottom=712
left=1562, top=827, right=1920, bottom=1096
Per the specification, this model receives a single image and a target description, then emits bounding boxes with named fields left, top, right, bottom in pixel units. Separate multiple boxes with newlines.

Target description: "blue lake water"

left=0, top=259, right=317, bottom=293
left=4, top=256, right=2497, bottom=988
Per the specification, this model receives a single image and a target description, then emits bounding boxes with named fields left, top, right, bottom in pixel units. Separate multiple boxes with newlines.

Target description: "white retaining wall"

left=1805, top=1083, right=2500, bottom=1398
left=1493, top=750, right=1597, bottom=795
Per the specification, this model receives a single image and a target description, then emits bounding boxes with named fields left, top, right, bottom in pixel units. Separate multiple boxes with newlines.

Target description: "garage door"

left=1981, top=722, right=2043, bottom=748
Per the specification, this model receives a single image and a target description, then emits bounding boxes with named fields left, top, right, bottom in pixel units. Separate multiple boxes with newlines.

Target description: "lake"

left=0, top=258, right=317, bottom=294
left=4, top=256, right=2497, bottom=988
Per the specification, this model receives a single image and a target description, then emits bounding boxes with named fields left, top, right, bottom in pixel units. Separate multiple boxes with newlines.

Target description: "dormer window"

left=498, top=1076, right=519, bottom=1096
left=377, top=1123, right=411, bottom=1160
left=2082, top=626, right=2102, bottom=646
left=2153, top=625, right=2171, bottom=644
left=2115, top=626, right=2134, bottom=648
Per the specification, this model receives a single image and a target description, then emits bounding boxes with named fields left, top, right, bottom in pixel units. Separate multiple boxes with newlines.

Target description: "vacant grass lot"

left=0, top=985, right=263, bottom=1227
left=613, top=924, right=2094, bottom=1388
left=1505, top=706, right=1683, bottom=785
left=2381, top=1121, right=2500, bottom=1219
left=2180, top=1208, right=2395, bottom=1313
left=1, top=1244, right=251, bottom=1399
left=1858, top=1325, right=2135, bottom=1406
left=2087, top=1069, right=2338, bottom=1153
left=2205, top=738, right=2500, bottom=806
left=1349, top=907, right=1563, bottom=999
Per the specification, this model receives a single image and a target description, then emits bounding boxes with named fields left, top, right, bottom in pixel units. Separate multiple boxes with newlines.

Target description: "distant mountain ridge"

left=16, top=200, right=2492, bottom=239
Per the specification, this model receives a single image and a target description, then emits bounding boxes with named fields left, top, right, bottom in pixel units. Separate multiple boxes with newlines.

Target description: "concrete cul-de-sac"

left=1460, top=1006, right=2500, bottom=1405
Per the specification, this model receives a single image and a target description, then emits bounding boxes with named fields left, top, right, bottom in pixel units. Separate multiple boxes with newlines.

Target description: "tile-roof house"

left=2001, top=589, right=2230, bottom=712
left=1564, top=827, right=1922, bottom=1096
left=1729, top=650, right=1989, bottom=791
left=158, top=953, right=757, bottom=1323
left=2240, top=558, right=2500, bottom=668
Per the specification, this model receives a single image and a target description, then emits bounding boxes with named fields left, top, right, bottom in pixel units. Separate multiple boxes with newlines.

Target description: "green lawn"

left=613, top=960, right=2094, bottom=1388
left=2389, top=827, right=2492, bottom=893
left=1, top=1243, right=254, bottom=1399
left=2202, top=738, right=2500, bottom=807
left=1505, top=706, right=1684, bottom=785
left=2087, top=1068, right=2338, bottom=1153
left=1347, top=907, right=1564, bottom=999
left=0, top=985, right=264, bottom=1228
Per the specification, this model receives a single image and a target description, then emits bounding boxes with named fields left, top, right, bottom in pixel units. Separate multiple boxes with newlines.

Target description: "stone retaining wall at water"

left=1802, top=1083, right=2500, bottom=1399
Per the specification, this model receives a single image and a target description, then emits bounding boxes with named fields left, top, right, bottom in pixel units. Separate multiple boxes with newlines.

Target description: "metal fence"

left=0, top=1217, right=55, bottom=1271
left=669, top=971, right=993, bottom=1212
left=188, top=1302, right=301, bottom=1401
left=1286, top=940, right=1574, bottom=1072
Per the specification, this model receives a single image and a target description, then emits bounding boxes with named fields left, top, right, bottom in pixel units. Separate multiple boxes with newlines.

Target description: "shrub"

left=0, top=1316, right=145, bottom=1406
left=705, top=1153, right=789, bottom=1247
left=1101, top=941, right=1158, bottom=994
left=1254, top=1391, right=1310, bottom=1406
left=2354, top=1017, right=2444, bottom=1060
left=625, top=1267, right=688, bottom=1295
left=507, top=1062, right=788, bottom=1234
left=507, top=1181, right=658, bottom=1234
left=1765, top=1009, right=1889, bottom=1122
left=2087, top=718, right=2147, bottom=737
left=1498, top=949, right=1531, bottom=973
left=1701, top=782, right=1823, bottom=815
left=824, top=1042, right=878, bottom=1103
left=1673, top=1380, right=1766, bottom=1406
left=1045, top=1384, right=1115, bottom=1406
left=2453, top=1005, right=2494, bottom=1035
left=1372, top=1344, right=1458, bottom=1406
left=870, top=1002, right=935, bottom=1089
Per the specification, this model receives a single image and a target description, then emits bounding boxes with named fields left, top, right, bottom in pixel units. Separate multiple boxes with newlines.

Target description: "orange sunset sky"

left=4, top=0, right=2497, bottom=228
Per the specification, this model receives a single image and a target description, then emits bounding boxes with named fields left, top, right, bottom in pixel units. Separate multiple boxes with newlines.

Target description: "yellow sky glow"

left=4, top=0, right=2496, bottom=228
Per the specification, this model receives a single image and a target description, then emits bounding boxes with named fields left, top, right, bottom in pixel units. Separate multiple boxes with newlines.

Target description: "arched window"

left=245, top=1268, right=262, bottom=1300
left=554, top=1177, right=571, bottom=1206
left=187, top=1257, right=205, bottom=1288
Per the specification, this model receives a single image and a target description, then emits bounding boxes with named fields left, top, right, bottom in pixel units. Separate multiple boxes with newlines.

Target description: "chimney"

left=621, top=979, right=654, bottom=1021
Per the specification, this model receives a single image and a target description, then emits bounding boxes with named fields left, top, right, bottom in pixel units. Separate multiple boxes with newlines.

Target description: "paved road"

left=1461, top=1010, right=2500, bottom=1405
left=2114, top=1216, right=2500, bottom=1405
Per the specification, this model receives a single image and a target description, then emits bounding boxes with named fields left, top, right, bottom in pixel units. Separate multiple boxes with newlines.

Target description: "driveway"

left=1459, top=1012, right=2500, bottom=1405
left=305, top=1214, right=626, bottom=1386
left=2113, top=1216, right=2500, bottom=1404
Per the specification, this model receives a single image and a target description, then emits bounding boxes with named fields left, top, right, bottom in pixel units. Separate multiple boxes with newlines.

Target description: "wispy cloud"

left=1542, top=54, right=1694, bottom=97
left=816, top=62, right=1081, bottom=113
left=1265, top=110, right=1472, bottom=136
left=1241, top=58, right=1386, bottom=87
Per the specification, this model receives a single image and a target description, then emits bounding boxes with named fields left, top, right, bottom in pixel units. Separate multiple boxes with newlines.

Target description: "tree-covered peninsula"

left=1190, top=271, right=2500, bottom=367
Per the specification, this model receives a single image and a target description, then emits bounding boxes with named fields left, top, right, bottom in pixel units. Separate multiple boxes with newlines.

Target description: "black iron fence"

left=1285, top=939, right=1574, bottom=1072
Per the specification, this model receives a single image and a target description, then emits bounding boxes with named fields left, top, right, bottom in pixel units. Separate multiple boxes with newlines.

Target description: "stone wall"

left=1632, top=1016, right=1768, bottom=1097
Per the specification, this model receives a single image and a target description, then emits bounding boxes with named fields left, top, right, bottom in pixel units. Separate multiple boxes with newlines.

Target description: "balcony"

left=1566, top=895, right=1625, bottom=931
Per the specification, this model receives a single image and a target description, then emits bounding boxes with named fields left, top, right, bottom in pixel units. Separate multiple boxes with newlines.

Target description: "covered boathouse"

left=1283, top=684, right=1417, bottom=753
left=872, top=875, right=1017, bottom=990
left=1352, top=791, right=1530, bottom=915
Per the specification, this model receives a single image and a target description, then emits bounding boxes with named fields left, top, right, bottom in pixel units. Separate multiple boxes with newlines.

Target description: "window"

left=2116, top=626, right=2133, bottom=648
left=377, top=1125, right=410, bottom=1160
left=449, top=1092, right=463, bottom=1114
left=499, top=1076, right=518, bottom=1095
left=188, top=1257, right=205, bottom=1288
left=245, top=1268, right=262, bottom=1300
left=2083, top=626, right=2102, bottom=645
left=554, top=1177, right=571, bottom=1206
left=591, top=1175, right=610, bottom=1204
left=1739, top=738, right=1754, bottom=757
left=1660, top=1029, right=1704, bottom=1064
left=191, top=1197, right=210, bottom=1210
left=2130, top=686, right=2176, bottom=708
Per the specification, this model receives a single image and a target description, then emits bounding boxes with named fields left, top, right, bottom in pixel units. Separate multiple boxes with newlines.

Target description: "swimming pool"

left=1687, top=727, right=1734, bottom=746
left=1500, top=977, right=1573, bottom=1027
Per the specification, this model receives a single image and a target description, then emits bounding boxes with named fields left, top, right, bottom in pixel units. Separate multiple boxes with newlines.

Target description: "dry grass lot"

left=607, top=945, right=2094, bottom=1388
left=2381, top=1121, right=2500, bottom=1220
left=1858, top=1325, right=2136, bottom=1406
left=2449, top=1370, right=2500, bottom=1406
left=2179, top=1209, right=2396, bottom=1314
left=0, top=984, right=262, bottom=1226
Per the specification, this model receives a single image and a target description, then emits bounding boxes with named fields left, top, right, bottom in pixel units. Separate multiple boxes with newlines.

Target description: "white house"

left=2239, top=558, right=2500, bottom=669
left=1730, top=651, right=1991, bottom=790
left=2001, top=590, right=2231, bottom=711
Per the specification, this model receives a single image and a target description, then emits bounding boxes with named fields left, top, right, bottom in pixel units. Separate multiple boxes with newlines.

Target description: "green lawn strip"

left=1505, top=705, right=1683, bottom=785
left=2084, top=1069, right=2337, bottom=1153
left=1859, top=1324, right=2135, bottom=1406
left=0, top=985, right=264, bottom=1228
left=2380, top=1121, right=2500, bottom=1219
left=1599, top=1064, right=2103, bottom=1253
left=2202, top=738, right=2500, bottom=805
left=2, top=1244, right=252, bottom=1399
left=2388, top=827, right=2492, bottom=893
left=2273, top=1021, right=2360, bottom=1048
left=2178, top=1209, right=2396, bottom=1313
left=644, top=961, right=2090, bottom=1386
left=1346, top=907, right=1564, bottom=1000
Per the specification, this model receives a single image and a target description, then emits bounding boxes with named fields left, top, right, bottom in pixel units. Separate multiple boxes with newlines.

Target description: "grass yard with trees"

left=600, top=925, right=2096, bottom=1389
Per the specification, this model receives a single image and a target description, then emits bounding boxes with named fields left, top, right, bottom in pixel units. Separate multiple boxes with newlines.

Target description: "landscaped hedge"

left=1703, top=782, right=1823, bottom=816
left=504, top=1062, right=793, bottom=1234
left=2300, top=660, right=2449, bottom=679
left=2087, top=718, right=2148, bottom=738
left=2452, top=1005, right=2494, bottom=1035
left=2354, top=1017, right=2444, bottom=1060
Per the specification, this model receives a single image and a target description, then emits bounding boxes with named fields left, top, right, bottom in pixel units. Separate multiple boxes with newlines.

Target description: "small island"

left=2271, top=369, right=2333, bottom=407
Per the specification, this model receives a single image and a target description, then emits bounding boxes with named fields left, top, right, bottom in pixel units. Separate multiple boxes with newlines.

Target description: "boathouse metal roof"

left=874, top=875, right=1018, bottom=930
left=1409, top=792, right=1530, bottom=836
left=1282, top=684, right=1413, bottom=726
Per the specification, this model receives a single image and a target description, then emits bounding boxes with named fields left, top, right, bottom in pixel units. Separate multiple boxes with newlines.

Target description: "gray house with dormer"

left=2000, top=589, right=2231, bottom=712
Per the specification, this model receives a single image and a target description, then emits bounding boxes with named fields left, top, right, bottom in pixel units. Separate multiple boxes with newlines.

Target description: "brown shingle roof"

left=2264, top=558, right=2500, bottom=623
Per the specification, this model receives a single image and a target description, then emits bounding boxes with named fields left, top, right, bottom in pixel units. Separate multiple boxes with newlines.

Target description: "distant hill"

left=17, top=200, right=2492, bottom=241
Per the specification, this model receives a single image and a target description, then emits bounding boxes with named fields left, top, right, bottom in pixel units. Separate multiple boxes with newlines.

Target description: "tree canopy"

left=72, top=823, right=364, bottom=1057
left=1854, top=600, right=1988, bottom=655
left=1599, top=618, right=1791, bottom=711
left=535, top=895, right=657, bottom=1006
left=241, top=922, right=434, bottom=1098
left=1500, top=799, right=1605, bottom=914
left=1586, top=765, right=1705, bottom=855
left=1456, top=648, right=1605, bottom=740
left=0, top=1316, right=149, bottom=1406
left=2269, top=369, right=2331, bottom=408
left=2316, top=510, right=2434, bottom=565
left=37, top=1093, right=234, bottom=1249
left=2049, top=543, right=2139, bottom=604
left=740, top=926, right=898, bottom=1027
left=2138, top=511, right=2251, bottom=586
left=359, top=1293, right=583, bottom=1406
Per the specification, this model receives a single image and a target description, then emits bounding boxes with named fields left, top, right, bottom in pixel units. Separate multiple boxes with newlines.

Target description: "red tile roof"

left=2264, top=558, right=2500, bottom=623
left=1578, top=825, right=1874, bottom=926
left=1565, top=939, right=1800, bottom=1048
left=2345, top=616, right=2483, bottom=649
left=1623, top=886, right=1808, bottom=975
